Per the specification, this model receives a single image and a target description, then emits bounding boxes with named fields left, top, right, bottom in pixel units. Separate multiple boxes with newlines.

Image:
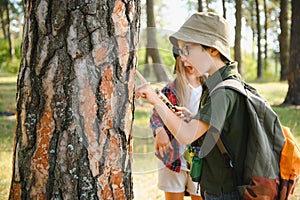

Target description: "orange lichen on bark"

left=111, top=171, right=126, bottom=199
left=9, top=182, right=21, bottom=199
left=79, top=79, right=99, bottom=176
left=99, top=66, right=114, bottom=129
left=112, top=0, right=129, bottom=37
left=108, top=135, right=125, bottom=197
left=102, top=183, right=113, bottom=199
left=81, top=80, right=97, bottom=143
left=30, top=108, right=54, bottom=199
left=98, top=169, right=125, bottom=199
left=96, top=130, right=127, bottom=199
left=100, top=66, right=113, bottom=99
left=117, top=37, right=130, bottom=74
left=122, top=69, right=135, bottom=138
left=93, top=46, right=108, bottom=66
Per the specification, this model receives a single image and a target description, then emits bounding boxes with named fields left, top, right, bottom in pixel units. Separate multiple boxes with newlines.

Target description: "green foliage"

left=0, top=39, right=10, bottom=65
left=137, top=35, right=175, bottom=82
left=242, top=51, right=281, bottom=82
left=0, top=38, right=21, bottom=74
left=242, top=52, right=257, bottom=81
left=1, top=57, right=20, bottom=74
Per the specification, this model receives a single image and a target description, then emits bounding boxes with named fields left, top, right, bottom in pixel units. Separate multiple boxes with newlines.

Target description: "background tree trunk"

left=145, top=0, right=171, bottom=82
left=279, top=0, right=289, bottom=81
left=5, top=1, right=13, bottom=57
left=234, top=0, right=242, bottom=76
left=263, top=0, right=268, bottom=69
left=205, top=0, right=211, bottom=11
left=0, top=5, right=7, bottom=39
left=255, top=0, right=263, bottom=79
left=283, top=0, right=300, bottom=105
left=222, top=0, right=226, bottom=19
left=198, top=0, right=203, bottom=12
left=250, top=1, right=255, bottom=59
left=9, top=0, right=140, bottom=199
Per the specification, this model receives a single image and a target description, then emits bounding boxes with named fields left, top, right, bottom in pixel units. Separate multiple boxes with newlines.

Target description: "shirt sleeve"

left=194, top=89, right=237, bottom=132
left=149, top=82, right=177, bottom=136
left=150, top=108, right=164, bottom=135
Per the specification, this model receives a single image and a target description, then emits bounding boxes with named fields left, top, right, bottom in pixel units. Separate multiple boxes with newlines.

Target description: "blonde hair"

left=174, top=57, right=206, bottom=107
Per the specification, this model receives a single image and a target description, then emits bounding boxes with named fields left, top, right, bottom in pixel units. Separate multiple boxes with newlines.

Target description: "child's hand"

left=155, top=127, right=173, bottom=157
left=174, top=106, right=195, bottom=122
left=135, top=83, right=160, bottom=105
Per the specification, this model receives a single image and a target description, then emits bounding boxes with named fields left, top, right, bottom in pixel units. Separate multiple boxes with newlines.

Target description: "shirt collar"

left=204, top=61, right=240, bottom=91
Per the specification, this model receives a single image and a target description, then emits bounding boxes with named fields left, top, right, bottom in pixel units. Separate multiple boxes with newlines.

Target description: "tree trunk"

left=279, top=0, right=289, bottom=81
left=205, top=0, right=211, bottom=12
left=222, top=0, right=226, bottom=19
left=255, top=0, right=263, bottom=79
left=250, top=1, right=255, bottom=58
left=263, top=0, right=268, bottom=67
left=145, top=0, right=171, bottom=82
left=5, top=1, right=14, bottom=57
left=9, top=0, right=140, bottom=199
left=234, top=0, right=242, bottom=76
left=283, top=0, right=300, bottom=105
left=198, top=0, right=203, bottom=12
left=0, top=6, right=7, bottom=39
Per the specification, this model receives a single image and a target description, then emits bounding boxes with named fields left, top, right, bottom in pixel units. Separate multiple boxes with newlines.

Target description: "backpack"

left=211, top=79, right=300, bottom=200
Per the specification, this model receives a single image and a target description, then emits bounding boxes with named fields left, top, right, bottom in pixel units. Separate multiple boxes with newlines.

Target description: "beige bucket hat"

left=169, top=12, right=232, bottom=62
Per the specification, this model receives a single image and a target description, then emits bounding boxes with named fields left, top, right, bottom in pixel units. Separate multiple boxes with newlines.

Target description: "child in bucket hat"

left=136, top=12, right=247, bottom=199
left=169, top=12, right=232, bottom=63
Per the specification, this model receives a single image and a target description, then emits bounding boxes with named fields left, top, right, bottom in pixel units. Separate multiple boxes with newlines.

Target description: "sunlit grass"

left=251, top=81, right=288, bottom=105
left=0, top=152, right=12, bottom=199
left=0, top=117, right=15, bottom=200
left=0, top=76, right=17, bottom=113
left=0, top=75, right=17, bottom=83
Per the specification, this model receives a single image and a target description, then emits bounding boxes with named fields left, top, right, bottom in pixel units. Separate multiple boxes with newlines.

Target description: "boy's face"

left=178, top=40, right=214, bottom=75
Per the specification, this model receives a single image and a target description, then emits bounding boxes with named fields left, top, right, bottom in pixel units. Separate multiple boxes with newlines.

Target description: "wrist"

left=155, top=127, right=165, bottom=137
left=152, top=95, right=163, bottom=106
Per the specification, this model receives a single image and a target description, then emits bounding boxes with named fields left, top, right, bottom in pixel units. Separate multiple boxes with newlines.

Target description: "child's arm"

left=136, top=83, right=209, bottom=144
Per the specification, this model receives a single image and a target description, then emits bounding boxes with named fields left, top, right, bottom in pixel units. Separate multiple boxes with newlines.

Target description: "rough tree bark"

left=283, top=0, right=300, bottom=105
left=9, top=0, right=140, bottom=199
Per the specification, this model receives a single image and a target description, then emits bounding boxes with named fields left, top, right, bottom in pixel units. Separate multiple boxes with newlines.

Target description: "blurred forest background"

left=0, top=0, right=296, bottom=79
left=0, top=0, right=299, bottom=102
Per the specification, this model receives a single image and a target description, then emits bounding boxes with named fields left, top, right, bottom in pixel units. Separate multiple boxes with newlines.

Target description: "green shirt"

left=194, top=62, right=249, bottom=196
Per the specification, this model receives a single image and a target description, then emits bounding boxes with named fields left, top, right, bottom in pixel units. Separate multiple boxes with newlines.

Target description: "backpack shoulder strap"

left=210, top=79, right=248, bottom=169
left=211, top=79, right=247, bottom=97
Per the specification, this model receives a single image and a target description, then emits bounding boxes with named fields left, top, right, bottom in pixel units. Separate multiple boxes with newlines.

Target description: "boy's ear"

left=208, top=47, right=219, bottom=57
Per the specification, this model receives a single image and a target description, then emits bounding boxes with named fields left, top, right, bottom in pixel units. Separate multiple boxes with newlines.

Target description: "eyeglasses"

left=178, top=43, right=201, bottom=57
